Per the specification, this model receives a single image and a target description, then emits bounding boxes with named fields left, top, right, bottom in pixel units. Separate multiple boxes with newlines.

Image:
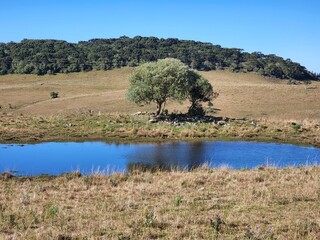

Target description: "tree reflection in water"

left=126, top=142, right=209, bottom=171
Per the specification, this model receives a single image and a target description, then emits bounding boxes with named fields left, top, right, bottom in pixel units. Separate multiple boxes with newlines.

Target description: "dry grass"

left=0, top=68, right=319, bottom=120
left=201, top=71, right=320, bottom=120
left=0, top=68, right=151, bottom=116
left=0, top=167, right=319, bottom=239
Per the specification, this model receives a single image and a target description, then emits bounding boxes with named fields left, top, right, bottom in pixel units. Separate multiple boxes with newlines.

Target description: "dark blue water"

left=0, top=141, right=319, bottom=176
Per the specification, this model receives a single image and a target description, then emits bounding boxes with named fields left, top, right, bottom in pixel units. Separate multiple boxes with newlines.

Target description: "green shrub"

left=292, top=123, right=301, bottom=131
left=50, top=91, right=59, bottom=99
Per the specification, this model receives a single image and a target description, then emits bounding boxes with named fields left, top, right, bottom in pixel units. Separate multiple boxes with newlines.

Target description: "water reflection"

left=127, top=142, right=207, bottom=171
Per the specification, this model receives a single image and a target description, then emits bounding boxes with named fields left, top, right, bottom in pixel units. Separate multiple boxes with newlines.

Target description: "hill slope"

left=0, top=68, right=319, bottom=120
left=0, top=37, right=317, bottom=80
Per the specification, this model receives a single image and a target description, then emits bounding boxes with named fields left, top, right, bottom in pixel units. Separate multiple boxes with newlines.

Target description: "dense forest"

left=0, top=36, right=318, bottom=80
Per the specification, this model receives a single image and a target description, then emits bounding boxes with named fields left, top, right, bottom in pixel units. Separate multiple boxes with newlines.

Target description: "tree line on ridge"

left=0, top=36, right=318, bottom=80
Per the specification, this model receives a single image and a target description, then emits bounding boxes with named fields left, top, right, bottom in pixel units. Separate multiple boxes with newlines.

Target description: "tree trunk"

left=156, top=101, right=163, bottom=116
left=188, top=100, right=196, bottom=112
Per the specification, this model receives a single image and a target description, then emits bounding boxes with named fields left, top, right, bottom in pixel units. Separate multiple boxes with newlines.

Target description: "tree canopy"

left=128, top=58, right=215, bottom=116
left=0, top=37, right=317, bottom=80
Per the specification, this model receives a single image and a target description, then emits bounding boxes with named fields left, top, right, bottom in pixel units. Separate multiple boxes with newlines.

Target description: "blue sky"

left=1, top=0, right=319, bottom=72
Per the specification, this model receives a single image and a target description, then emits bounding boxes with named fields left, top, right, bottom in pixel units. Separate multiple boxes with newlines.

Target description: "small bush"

left=49, top=206, right=58, bottom=218
left=50, top=91, right=59, bottom=99
left=209, top=214, right=224, bottom=234
left=292, top=123, right=301, bottom=131
left=174, top=196, right=183, bottom=206
left=144, top=211, right=155, bottom=227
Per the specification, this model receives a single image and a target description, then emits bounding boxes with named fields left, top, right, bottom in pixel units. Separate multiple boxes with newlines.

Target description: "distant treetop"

left=0, top=37, right=317, bottom=80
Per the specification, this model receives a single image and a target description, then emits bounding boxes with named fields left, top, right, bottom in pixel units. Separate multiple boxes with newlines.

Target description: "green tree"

left=187, top=74, right=218, bottom=116
left=128, top=58, right=215, bottom=116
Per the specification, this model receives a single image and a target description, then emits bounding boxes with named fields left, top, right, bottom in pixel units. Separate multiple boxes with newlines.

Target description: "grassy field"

left=0, top=69, right=319, bottom=239
left=0, top=68, right=319, bottom=145
left=0, top=68, right=319, bottom=120
left=0, top=167, right=319, bottom=239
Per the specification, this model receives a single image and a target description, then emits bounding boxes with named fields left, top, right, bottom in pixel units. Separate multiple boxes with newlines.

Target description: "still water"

left=0, top=141, right=319, bottom=176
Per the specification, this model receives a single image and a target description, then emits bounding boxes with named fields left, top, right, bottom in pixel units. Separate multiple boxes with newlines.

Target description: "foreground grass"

left=0, top=113, right=319, bottom=147
left=0, top=167, right=319, bottom=239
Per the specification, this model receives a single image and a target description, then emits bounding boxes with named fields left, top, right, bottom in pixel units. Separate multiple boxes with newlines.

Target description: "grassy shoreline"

left=1, top=166, right=319, bottom=239
left=0, top=113, right=319, bottom=147
left=1, top=113, right=319, bottom=239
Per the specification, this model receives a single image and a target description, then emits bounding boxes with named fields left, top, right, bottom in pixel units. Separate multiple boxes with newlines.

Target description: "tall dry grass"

left=0, top=167, right=319, bottom=239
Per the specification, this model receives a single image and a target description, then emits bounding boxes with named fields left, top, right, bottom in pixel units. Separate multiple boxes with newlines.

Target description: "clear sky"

left=1, top=0, right=319, bottom=72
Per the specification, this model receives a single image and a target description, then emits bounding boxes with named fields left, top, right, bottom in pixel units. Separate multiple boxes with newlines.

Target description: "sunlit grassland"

left=0, top=166, right=319, bottom=239
left=0, top=68, right=319, bottom=120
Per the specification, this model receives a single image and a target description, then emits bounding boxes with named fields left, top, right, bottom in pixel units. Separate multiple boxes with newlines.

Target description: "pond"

left=0, top=141, right=319, bottom=176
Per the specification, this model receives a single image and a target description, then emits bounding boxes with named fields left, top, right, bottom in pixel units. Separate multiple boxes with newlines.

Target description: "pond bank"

left=0, top=166, right=319, bottom=239
left=0, top=113, right=319, bottom=147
